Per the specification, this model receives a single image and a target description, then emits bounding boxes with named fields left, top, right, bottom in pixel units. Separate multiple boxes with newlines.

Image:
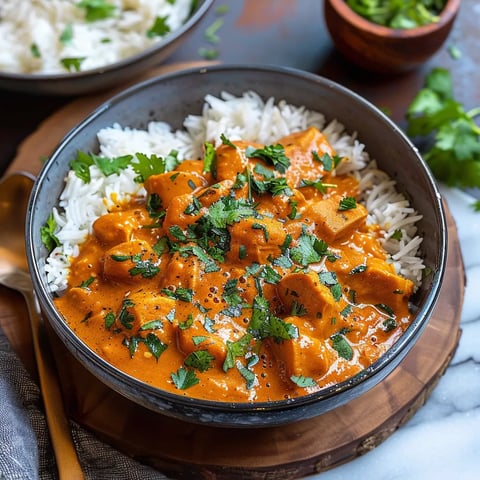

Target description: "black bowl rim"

left=0, top=0, right=213, bottom=82
left=26, top=64, right=448, bottom=421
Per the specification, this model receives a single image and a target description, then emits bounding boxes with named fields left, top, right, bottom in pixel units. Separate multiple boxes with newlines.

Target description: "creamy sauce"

left=55, top=127, right=415, bottom=402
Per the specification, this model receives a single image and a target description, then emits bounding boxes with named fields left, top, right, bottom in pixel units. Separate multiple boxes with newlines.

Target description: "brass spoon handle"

left=23, top=289, right=85, bottom=480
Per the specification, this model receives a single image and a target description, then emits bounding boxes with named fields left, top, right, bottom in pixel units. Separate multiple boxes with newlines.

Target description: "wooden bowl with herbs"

left=324, top=0, right=461, bottom=74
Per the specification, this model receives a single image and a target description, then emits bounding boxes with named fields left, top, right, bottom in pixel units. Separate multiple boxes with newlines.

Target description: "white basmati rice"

left=0, top=0, right=192, bottom=74
left=45, top=91, right=425, bottom=292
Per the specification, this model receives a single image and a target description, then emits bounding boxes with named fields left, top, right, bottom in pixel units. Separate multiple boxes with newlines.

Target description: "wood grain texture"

left=0, top=62, right=464, bottom=479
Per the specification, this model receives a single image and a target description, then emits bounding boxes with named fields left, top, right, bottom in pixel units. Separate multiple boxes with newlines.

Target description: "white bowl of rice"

left=26, top=65, right=447, bottom=427
left=0, top=0, right=213, bottom=95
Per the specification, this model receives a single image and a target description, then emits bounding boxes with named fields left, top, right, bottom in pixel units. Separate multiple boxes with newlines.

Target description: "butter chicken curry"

left=55, top=126, right=415, bottom=402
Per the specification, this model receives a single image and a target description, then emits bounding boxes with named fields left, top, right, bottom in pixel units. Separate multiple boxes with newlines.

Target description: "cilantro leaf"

left=331, top=332, right=353, bottom=360
left=143, top=333, right=168, bottom=361
left=290, top=232, right=329, bottom=266
left=40, top=213, right=60, bottom=252
left=223, top=334, right=253, bottom=372
left=60, top=57, right=86, bottom=72
left=132, top=152, right=173, bottom=183
left=184, top=350, right=215, bottom=372
left=248, top=296, right=298, bottom=343
left=245, top=144, right=291, bottom=173
left=171, top=367, right=199, bottom=389
left=291, top=375, right=317, bottom=388
left=338, top=196, right=357, bottom=211
left=147, top=16, right=171, bottom=38
left=77, top=0, right=116, bottom=22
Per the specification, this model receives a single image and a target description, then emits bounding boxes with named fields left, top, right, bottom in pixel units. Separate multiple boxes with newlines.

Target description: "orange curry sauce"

left=55, top=126, right=415, bottom=402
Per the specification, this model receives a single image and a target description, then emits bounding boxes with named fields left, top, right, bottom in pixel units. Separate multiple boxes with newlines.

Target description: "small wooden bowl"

left=324, top=0, right=461, bottom=74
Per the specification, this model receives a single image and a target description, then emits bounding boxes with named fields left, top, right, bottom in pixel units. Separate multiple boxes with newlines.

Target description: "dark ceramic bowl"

left=26, top=65, right=447, bottom=427
left=0, top=0, right=213, bottom=96
left=324, top=0, right=460, bottom=74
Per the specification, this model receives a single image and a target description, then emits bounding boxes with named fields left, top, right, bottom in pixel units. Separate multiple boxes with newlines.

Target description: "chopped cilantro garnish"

left=222, top=279, right=243, bottom=306
left=60, top=24, right=73, bottom=45
left=146, top=15, right=171, bottom=38
left=118, top=299, right=135, bottom=330
left=40, top=213, right=60, bottom=252
left=104, top=312, right=115, bottom=330
left=245, top=144, right=291, bottom=173
left=220, top=133, right=237, bottom=149
left=184, top=350, right=215, bottom=372
left=161, top=287, right=194, bottom=302
left=299, top=177, right=337, bottom=194
left=60, top=57, right=86, bottom=72
left=248, top=295, right=298, bottom=343
left=338, top=196, right=357, bottom=211
left=390, top=229, right=403, bottom=241
left=319, top=271, right=343, bottom=301
left=139, top=319, right=163, bottom=331
left=349, top=264, right=367, bottom=275
left=143, top=333, right=168, bottom=361
left=291, top=375, right=317, bottom=388
left=331, top=331, right=353, bottom=360
left=77, top=0, right=116, bottom=22
left=290, top=232, right=329, bottom=266
left=79, top=276, right=95, bottom=289
left=203, top=142, right=217, bottom=176
left=70, top=151, right=133, bottom=182
left=171, top=367, right=199, bottom=389
left=312, top=151, right=341, bottom=172
left=236, top=360, right=257, bottom=389
left=128, top=255, right=160, bottom=279
left=382, top=318, right=397, bottom=332
left=376, top=303, right=395, bottom=317
left=223, top=334, right=253, bottom=372
left=30, top=43, right=41, bottom=58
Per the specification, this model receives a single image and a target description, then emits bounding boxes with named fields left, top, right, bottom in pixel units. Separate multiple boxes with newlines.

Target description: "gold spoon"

left=0, top=172, right=84, bottom=480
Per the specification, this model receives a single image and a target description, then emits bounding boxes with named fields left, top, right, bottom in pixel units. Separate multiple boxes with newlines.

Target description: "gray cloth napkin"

left=0, top=328, right=170, bottom=480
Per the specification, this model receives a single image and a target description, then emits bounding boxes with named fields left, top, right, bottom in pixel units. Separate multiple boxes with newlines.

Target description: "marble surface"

left=313, top=186, right=480, bottom=480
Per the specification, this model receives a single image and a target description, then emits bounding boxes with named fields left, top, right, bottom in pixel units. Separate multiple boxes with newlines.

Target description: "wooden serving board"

left=0, top=63, right=464, bottom=479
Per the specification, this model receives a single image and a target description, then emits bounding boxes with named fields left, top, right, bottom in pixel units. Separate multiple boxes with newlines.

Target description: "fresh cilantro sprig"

left=406, top=68, right=480, bottom=189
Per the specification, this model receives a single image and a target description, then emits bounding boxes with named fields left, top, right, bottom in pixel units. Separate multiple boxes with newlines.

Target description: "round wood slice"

left=0, top=62, right=464, bottom=479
